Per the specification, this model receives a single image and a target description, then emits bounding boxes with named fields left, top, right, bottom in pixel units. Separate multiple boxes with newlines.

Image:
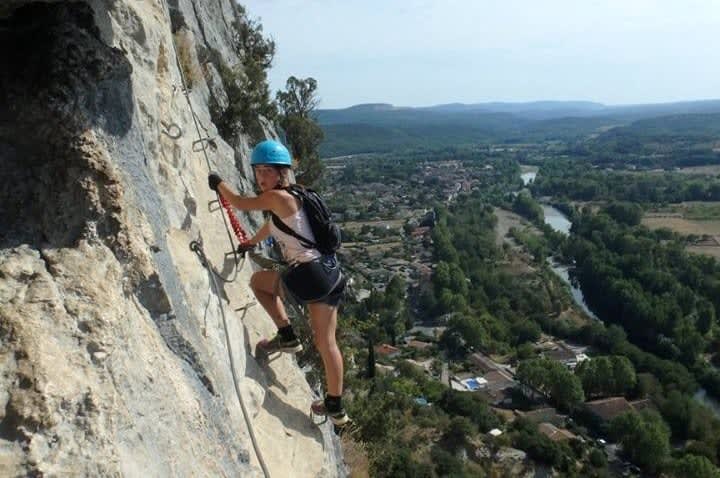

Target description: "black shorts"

left=282, top=255, right=346, bottom=306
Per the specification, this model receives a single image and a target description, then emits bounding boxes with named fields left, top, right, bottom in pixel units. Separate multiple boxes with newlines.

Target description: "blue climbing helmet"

left=250, top=140, right=292, bottom=167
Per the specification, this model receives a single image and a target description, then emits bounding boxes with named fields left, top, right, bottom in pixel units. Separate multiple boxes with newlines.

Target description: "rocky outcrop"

left=0, top=1, right=342, bottom=476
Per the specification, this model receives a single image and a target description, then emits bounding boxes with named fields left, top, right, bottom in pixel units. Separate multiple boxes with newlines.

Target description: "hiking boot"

left=257, top=333, right=303, bottom=354
left=311, top=399, right=350, bottom=426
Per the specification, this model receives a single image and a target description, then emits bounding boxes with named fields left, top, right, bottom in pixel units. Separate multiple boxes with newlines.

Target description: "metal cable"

left=167, top=7, right=267, bottom=475
left=190, top=241, right=271, bottom=478
left=167, top=21, right=245, bottom=281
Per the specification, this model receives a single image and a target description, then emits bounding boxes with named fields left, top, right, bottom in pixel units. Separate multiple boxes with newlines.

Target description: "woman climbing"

left=208, top=139, right=349, bottom=426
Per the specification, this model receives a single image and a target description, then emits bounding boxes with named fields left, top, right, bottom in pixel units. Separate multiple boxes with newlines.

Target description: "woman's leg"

left=307, top=302, right=343, bottom=396
left=249, top=270, right=290, bottom=328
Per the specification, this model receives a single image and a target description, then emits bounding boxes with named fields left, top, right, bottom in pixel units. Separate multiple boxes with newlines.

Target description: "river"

left=547, top=260, right=600, bottom=321
left=695, top=386, right=720, bottom=417
left=542, top=205, right=571, bottom=235
left=536, top=196, right=720, bottom=417
left=519, top=169, right=593, bottom=319
left=521, top=171, right=537, bottom=186
left=540, top=204, right=599, bottom=320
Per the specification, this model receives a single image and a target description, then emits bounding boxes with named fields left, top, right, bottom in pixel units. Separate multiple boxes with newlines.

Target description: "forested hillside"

left=317, top=101, right=720, bottom=160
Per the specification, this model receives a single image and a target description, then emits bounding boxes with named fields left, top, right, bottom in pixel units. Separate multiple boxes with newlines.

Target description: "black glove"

left=237, top=242, right=256, bottom=254
left=208, top=172, right=223, bottom=191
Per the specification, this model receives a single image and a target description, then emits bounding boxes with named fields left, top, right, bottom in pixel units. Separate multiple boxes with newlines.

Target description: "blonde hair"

left=277, top=166, right=292, bottom=187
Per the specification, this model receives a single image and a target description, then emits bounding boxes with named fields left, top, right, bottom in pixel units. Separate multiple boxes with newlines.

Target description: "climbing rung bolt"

left=235, top=302, right=257, bottom=313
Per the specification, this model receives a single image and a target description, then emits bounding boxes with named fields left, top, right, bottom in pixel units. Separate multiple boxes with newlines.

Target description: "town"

left=323, top=152, right=674, bottom=476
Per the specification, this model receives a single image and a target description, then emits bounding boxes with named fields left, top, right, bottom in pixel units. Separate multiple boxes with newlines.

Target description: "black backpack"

left=271, top=185, right=342, bottom=256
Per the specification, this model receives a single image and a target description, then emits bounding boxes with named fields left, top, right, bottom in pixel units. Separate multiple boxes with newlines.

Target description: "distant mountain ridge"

left=319, top=99, right=720, bottom=121
left=316, top=99, right=720, bottom=157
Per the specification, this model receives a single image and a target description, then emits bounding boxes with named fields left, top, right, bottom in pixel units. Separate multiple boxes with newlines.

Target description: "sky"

left=241, top=0, right=720, bottom=109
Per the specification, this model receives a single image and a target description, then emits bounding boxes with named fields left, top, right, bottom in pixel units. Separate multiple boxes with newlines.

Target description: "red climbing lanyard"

left=218, top=195, right=250, bottom=244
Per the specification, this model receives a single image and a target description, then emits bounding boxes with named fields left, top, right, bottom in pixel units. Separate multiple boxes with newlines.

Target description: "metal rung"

left=235, top=302, right=257, bottom=313
left=161, top=121, right=183, bottom=139
left=226, top=249, right=248, bottom=258
left=192, top=137, right=217, bottom=152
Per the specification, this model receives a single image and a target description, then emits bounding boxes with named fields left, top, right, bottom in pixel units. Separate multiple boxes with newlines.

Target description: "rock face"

left=0, top=1, right=342, bottom=476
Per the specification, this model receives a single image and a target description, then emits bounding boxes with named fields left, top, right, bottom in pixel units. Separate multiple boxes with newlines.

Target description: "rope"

left=220, top=196, right=249, bottom=243
left=190, top=240, right=271, bottom=478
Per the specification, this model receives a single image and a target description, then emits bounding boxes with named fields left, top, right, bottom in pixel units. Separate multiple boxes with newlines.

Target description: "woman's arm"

left=248, top=221, right=271, bottom=245
left=209, top=172, right=296, bottom=216
left=217, top=182, right=274, bottom=211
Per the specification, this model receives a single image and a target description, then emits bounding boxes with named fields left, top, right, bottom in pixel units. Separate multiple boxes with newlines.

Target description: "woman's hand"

left=208, top=172, right=223, bottom=191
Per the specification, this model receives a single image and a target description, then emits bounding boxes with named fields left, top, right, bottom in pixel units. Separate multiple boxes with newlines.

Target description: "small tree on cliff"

left=210, top=5, right=277, bottom=143
left=276, top=76, right=324, bottom=187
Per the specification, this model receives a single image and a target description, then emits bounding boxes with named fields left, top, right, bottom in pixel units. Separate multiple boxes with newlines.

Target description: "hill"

left=317, top=100, right=720, bottom=157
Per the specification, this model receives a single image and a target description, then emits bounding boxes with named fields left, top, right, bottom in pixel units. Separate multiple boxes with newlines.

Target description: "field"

left=642, top=210, right=720, bottom=258
left=675, top=165, right=720, bottom=176
left=493, top=208, right=538, bottom=274
left=493, top=207, right=538, bottom=246
left=687, top=245, right=720, bottom=259
left=642, top=216, right=720, bottom=235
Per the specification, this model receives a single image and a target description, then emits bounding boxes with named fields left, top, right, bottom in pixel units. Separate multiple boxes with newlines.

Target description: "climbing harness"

left=189, top=239, right=269, bottom=478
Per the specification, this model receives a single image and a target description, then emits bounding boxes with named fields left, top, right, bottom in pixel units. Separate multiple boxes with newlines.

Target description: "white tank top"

left=269, top=208, right=322, bottom=265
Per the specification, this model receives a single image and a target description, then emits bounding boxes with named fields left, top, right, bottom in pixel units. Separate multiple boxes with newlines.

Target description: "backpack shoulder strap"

left=270, top=212, right=316, bottom=249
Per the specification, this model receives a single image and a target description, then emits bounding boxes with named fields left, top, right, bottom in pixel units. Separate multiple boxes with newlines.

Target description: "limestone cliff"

left=0, top=1, right=343, bottom=476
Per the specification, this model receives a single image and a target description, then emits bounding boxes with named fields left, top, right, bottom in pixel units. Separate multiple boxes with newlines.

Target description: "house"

left=543, top=343, right=576, bottom=363
left=374, top=344, right=401, bottom=359
left=470, top=352, right=499, bottom=374
left=483, top=370, right=515, bottom=391
left=478, top=374, right=516, bottom=406
left=629, top=398, right=654, bottom=413
left=541, top=342, right=588, bottom=369
left=406, top=340, right=433, bottom=351
left=408, top=325, right=447, bottom=339
left=585, top=397, right=634, bottom=422
left=410, top=226, right=431, bottom=239
left=538, top=423, right=576, bottom=442
left=516, top=407, right=565, bottom=427
left=567, top=353, right=589, bottom=369
left=404, top=358, right=433, bottom=374
left=375, top=364, right=395, bottom=375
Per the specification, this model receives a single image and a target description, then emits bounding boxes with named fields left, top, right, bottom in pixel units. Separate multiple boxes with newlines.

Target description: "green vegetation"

left=317, top=102, right=720, bottom=164
left=317, top=113, right=720, bottom=475
left=575, top=356, right=637, bottom=399
left=567, top=209, right=720, bottom=366
left=610, top=410, right=670, bottom=473
left=509, top=418, right=579, bottom=472
left=208, top=5, right=277, bottom=143
left=532, top=159, right=720, bottom=203
left=276, top=76, right=325, bottom=187
left=585, top=113, right=720, bottom=169
left=517, top=358, right=585, bottom=411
